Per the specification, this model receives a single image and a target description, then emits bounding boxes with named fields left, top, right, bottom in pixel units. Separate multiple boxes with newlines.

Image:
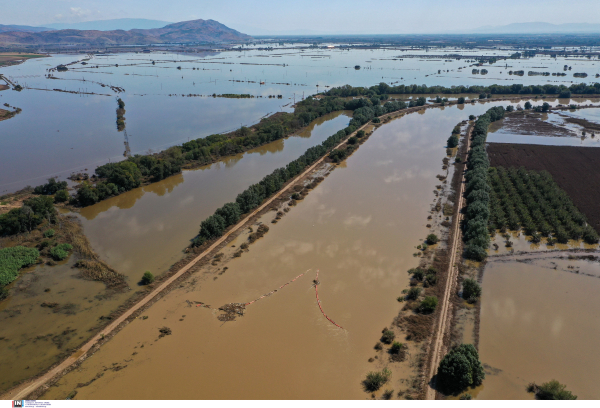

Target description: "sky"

left=3, top=0, right=600, bottom=34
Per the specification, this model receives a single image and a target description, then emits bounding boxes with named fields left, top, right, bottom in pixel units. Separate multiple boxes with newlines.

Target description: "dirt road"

left=424, top=123, right=472, bottom=400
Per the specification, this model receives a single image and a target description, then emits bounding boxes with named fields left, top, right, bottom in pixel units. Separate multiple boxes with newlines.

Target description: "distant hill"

left=472, top=22, right=600, bottom=34
left=0, top=24, right=51, bottom=33
left=43, top=18, right=172, bottom=31
left=0, top=19, right=252, bottom=45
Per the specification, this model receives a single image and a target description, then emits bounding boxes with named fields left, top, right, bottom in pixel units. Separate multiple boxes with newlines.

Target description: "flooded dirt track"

left=38, top=101, right=516, bottom=400
left=0, top=111, right=350, bottom=395
left=487, top=143, right=600, bottom=233
left=476, top=259, right=600, bottom=399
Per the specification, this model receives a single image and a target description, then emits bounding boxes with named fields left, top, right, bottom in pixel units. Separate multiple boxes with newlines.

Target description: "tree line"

left=324, top=82, right=600, bottom=98
left=190, top=97, right=408, bottom=248
left=463, top=106, right=506, bottom=261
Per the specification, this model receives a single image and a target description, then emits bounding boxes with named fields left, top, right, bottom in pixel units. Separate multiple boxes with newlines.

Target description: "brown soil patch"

left=560, top=115, right=600, bottom=132
left=487, top=143, right=600, bottom=233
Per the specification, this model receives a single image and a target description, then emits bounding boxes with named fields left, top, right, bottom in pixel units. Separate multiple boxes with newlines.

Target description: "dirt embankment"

left=487, top=143, right=600, bottom=234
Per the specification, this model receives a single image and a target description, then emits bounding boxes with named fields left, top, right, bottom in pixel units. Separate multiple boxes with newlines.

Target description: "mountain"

left=472, top=22, right=600, bottom=34
left=0, top=19, right=252, bottom=45
left=43, top=18, right=172, bottom=31
left=0, top=24, right=51, bottom=33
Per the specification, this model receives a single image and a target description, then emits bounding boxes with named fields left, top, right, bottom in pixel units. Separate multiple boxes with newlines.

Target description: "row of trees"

left=70, top=96, right=352, bottom=207
left=70, top=93, right=418, bottom=208
left=190, top=97, right=409, bottom=247
left=324, top=82, right=600, bottom=98
left=488, top=167, right=599, bottom=244
left=463, top=106, right=506, bottom=261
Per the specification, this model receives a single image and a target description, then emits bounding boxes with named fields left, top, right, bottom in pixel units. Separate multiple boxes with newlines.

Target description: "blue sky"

left=3, top=0, right=600, bottom=34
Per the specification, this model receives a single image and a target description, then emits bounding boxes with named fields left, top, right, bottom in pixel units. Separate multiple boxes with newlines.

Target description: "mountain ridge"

left=0, top=19, right=251, bottom=45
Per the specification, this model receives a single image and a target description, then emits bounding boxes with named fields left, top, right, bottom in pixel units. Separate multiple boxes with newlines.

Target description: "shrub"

left=462, top=278, right=481, bottom=302
left=437, top=344, right=485, bottom=394
left=426, top=234, right=439, bottom=245
left=347, top=136, right=358, bottom=145
left=410, top=268, right=424, bottom=281
left=418, top=296, right=438, bottom=313
left=406, top=287, right=422, bottom=300
left=43, top=229, right=55, bottom=238
left=530, top=380, right=577, bottom=400
left=380, top=329, right=395, bottom=344
left=390, top=341, right=403, bottom=354
left=50, top=243, right=73, bottom=261
left=356, top=130, right=365, bottom=138
left=0, top=246, right=40, bottom=286
left=54, top=189, right=70, bottom=203
left=447, top=134, right=459, bottom=148
left=372, top=117, right=381, bottom=123
left=459, top=394, right=472, bottom=400
left=141, top=271, right=155, bottom=285
left=457, top=97, right=465, bottom=104
left=425, top=273, right=437, bottom=286
left=469, top=115, right=476, bottom=120
left=363, top=368, right=392, bottom=392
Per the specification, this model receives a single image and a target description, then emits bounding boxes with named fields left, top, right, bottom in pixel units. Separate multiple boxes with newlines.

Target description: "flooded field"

left=487, top=106, right=600, bottom=146
left=2, top=48, right=600, bottom=193
left=40, top=100, right=518, bottom=400
left=0, top=110, right=350, bottom=393
left=476, top=257, right=600, bottom=399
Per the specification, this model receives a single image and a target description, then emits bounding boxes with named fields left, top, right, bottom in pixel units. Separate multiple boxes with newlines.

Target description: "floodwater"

left=2, top=48, right=600, bottom=193
left=42, top=101, right=518, bottom=400
left=487, top=106, right=600, bottom=146
left=476, top=258, right=600, bottom=399
left=0, top=111, right=349, bottom=393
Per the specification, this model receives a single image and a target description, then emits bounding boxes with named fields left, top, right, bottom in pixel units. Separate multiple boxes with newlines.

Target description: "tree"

left=469, top=115, right=476, bottom=120
left=141, top=271, right=155, bottom=285
left=457, top=97, right=465, bottom=104
left=447, top=135, right=459, bottom=148
left=426, top=234, right=439, bottom=245
left=529, top=380, right=577, bottom=400
left=541, top=102, right=550, bottom=112
left=418, top=296, right=438, bottom=313
left=54, top=189, right=69, bottom=203
left=437, top=344, right=485, bottom=394
left=524, top=101, right=532, bottom=109
left=462, top=278, right=482, bottom=302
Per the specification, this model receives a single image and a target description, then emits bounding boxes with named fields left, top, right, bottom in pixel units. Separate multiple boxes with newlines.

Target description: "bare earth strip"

left=425, top=124, right=472, bottom=400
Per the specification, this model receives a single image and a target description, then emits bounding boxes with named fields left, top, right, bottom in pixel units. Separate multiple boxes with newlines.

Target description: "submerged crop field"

left=1, top=34, right=600, bottom=402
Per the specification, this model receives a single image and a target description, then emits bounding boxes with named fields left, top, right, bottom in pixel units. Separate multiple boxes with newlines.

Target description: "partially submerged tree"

left=437, top=344, right=485, bottom=395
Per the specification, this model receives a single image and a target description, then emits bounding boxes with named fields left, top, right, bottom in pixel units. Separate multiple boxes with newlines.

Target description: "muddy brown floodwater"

left=43, top=101, right=518, bottom=400
left=0, top=111, right=350, bottom=393
left=475, top=258, right=600, bottom=400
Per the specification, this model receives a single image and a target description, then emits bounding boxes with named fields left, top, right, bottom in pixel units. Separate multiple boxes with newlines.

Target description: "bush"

left=372, top=117, right=381, bottom=123
left=410, top=267, right=424, bottom=281
left=426, top=234, right=439, bottom=245
left=356, top=130, right=365, bottom=138
left=0, top=246, right=40, bottom=286
left=141, top=271, right=155, bottom=285
left=406, top=287, right=422, bottom=300
left=418, top=296, right=438, bottom=313
left=50, top=243, right=73, bottom=261
left=530, top=380, right=577, bottom=400
left=437, top=344, right=485, bottom=394
left=380, top=329, right=395, bottom=344
left=462, top=278, right=481, bottom=302
left=469, top=115, right=476, bottom=120
left=33, top=178, right=68, bottom=195
left=54, top=189, right=70, bottom=203
left=43, top=229, right=55, bottom=238
left=447, top=135, right=459, bottom=148
left=457, top=97, right=465, bottom=104
left=363, top=368, right=392, bottom=392
left=390, top=341, right=403, bottom=354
